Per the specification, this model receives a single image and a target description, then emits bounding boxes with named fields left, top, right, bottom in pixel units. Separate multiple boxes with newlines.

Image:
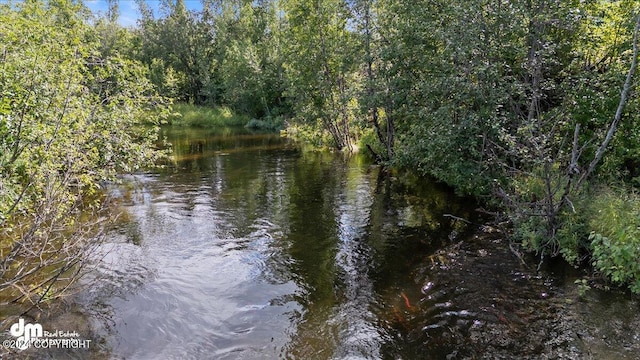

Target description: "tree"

left=282, top=0, right=360, bottom=151
left=350, top=0, right=395, bottom=162
left=495, top=2, right=640, bottom=260
left=0, top=0, right=167, bottom=315
left=135, top=0, right=211, bottom=103
left=376, top=0, right=510, bottom=195
left=215, top=0, right=288, bottom=118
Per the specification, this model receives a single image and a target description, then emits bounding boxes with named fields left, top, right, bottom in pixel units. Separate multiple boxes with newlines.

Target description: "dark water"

left=62, top=128, right=640, bottom=359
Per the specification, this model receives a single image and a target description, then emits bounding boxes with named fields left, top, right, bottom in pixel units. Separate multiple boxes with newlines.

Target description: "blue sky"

left=85, top=0, right=203, bottom=27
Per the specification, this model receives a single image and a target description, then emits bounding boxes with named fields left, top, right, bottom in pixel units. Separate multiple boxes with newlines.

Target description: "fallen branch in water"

left=509, top=243, right=527, bottom=266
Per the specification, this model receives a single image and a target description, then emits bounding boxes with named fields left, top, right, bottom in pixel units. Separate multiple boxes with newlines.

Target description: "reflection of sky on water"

left=92, top=127, right=476, bottom=359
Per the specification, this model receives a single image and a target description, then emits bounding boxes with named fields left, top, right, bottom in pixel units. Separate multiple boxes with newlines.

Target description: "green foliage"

left=86, top=0, right=640, bottom=179
left=374, top=0, right=520, bottom=195
left=574, top=278, right=591, bottom=298
left=33, top=0, right=638, bottom=298
left=148, top=58, right=183, bottom=99
left=556, top=205, right=590, bottom=265
left=513, top=215, right=548, bottom=255
left=132, top=0, right=289, bottom=120
left=0, top=0, right=168, bottom=310
left=282, top=0, right=361, bottom=150
left=168, top=103, right=249, bottom=128
left=506, top=167, right=574, bottom=257
left=135, top=0, right=211, bottom=103
left=282, top=121, right=335, bottom=150
left=395, top=110, right=497, bottom=197
left=358, top=127, right=385, bottom=160
left=588, top=189, right=640, bottom=293
left=513, top=184, right=640, bottom=293
left=216, top=2, right=287, bottom=119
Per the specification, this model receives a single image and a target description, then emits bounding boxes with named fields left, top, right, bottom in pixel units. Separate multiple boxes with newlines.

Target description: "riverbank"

left=165, top=105, right=640, bottom=298
left=2, top=127, right=640, bottom=359
left=168, top=103, right=285, bottom=131
left=168, top=103, right=250, bottom=127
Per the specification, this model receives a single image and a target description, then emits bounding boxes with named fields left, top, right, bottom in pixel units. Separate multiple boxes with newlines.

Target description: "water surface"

left=77, top=127, right=640, bottom=359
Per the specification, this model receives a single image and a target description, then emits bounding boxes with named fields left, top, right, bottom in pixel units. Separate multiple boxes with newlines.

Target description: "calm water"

left=68, top=127, right=640, bottom=359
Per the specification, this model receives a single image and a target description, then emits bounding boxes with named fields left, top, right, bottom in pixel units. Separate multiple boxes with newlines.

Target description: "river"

left=13, top=127, right=640, bottom=359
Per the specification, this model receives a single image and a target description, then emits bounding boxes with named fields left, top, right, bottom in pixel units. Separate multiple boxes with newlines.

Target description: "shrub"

left=282, top=120, right=335, bottom=150
left=358, top=127, right=386, bottom=161
left=588, top=189, right=640, bottom=293
left=0, top=0, right=168, bottom=314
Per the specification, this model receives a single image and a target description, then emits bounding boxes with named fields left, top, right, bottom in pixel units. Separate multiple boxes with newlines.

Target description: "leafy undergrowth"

left=587, top=188, right=640, bottom=293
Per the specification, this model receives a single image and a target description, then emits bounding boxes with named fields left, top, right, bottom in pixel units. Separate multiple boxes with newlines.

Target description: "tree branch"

left=576, top=14, right=640, bottom=188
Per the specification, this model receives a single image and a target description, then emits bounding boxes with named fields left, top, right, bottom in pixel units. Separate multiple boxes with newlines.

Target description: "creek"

left=23, top=127, right=640, bottom=359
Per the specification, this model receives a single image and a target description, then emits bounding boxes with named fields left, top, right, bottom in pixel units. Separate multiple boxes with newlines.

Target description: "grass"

left=168, top=103, right=249, bottom=128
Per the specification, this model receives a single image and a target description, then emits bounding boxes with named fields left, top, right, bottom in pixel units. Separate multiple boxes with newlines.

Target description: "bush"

left=358, top=127, right=386, bottom=160
left=500, top=168, right=569, bottom=257
left=588, top=188, right=640, bottom=293
left=0, top=0, right=168, bottom=314
left=508, top=182, right=640, bottom=293
left=282, top=120, right=335, bottom=150
left=556, top=205, right=590, bottom=265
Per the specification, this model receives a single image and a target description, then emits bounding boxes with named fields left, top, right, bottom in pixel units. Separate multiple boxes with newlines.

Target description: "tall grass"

left=168, top=103, right=249, bottom=127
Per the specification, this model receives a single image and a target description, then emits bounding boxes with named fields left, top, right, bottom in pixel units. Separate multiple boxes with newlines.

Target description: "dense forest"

left=1, top=0, right=640, bottom=315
